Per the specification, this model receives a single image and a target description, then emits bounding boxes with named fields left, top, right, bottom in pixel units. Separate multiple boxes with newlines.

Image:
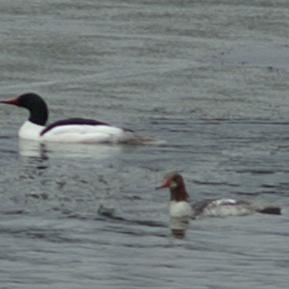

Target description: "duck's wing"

left=191, top=199, right=216, bottom=216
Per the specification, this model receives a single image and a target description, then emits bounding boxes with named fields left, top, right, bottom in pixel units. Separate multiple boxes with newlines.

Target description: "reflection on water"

left=18, top=139, right=123, bottom=159
left=18, top=140, right=48, bottom=159
left=170, top=216, right=190, bottom=239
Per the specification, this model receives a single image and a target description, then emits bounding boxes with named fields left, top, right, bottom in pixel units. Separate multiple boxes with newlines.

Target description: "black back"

left=40, top=118, right=110, bottom=135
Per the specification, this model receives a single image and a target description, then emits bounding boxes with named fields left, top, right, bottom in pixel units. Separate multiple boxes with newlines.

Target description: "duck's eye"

left=170, top=181, right=178, bottom=189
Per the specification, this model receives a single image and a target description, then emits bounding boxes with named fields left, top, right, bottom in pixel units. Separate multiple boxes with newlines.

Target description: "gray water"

left=0, top=1, right=289, bottom=288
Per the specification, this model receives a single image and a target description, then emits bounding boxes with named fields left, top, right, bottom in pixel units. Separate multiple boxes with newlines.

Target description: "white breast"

left=18, top=121, right=44, bottom=140
left=170, top=201, right=192, bottom=218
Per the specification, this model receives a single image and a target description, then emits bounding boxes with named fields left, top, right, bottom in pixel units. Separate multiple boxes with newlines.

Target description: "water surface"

left=0, top=1, right=289, bottom=288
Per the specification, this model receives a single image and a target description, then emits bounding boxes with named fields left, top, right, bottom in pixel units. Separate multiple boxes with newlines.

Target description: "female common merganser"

left=157, top=172, right=281, bottom=218
left=0, top=93, right=146, bottom=144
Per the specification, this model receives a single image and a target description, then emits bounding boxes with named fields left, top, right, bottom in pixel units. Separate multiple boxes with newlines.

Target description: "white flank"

left=17, top=121, right=134, bottom=144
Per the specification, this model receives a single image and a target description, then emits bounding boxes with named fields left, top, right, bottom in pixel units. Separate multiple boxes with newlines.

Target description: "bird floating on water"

left=0, top=92, right=152, bottom=144
left=156, top=172, right=281, bottom=218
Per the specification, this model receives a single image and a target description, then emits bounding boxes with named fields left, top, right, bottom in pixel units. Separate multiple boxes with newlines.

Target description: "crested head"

left=1, top=92, right=49, bottom=126
left=157, top=172, right=189, bottom=202
left=158, top=171, right=184, bottom=188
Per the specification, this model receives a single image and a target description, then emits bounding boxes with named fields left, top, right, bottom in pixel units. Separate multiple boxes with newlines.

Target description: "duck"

left=0, top=92, right=147, bottom=144
left=156, top=172, right=281, bottom=218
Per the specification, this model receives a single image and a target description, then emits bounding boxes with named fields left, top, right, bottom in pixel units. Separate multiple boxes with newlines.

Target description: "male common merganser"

left=156, top=172, right=281, bottom=218
left=0, top=93, right=146, bottom=144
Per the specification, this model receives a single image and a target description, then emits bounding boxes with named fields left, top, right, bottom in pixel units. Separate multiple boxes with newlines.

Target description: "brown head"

left=156, top=172, right=190, bottom=202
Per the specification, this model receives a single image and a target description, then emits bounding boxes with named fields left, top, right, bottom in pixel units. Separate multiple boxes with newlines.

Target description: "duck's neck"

left=28, top=103, right=48, bottom=126
left=170, top=183, right=189, bottom=202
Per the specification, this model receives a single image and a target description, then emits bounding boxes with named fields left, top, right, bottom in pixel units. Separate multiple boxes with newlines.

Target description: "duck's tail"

left=256, top=206, right=281, bottom=215
left=122, top=133, right=166, bottom=145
